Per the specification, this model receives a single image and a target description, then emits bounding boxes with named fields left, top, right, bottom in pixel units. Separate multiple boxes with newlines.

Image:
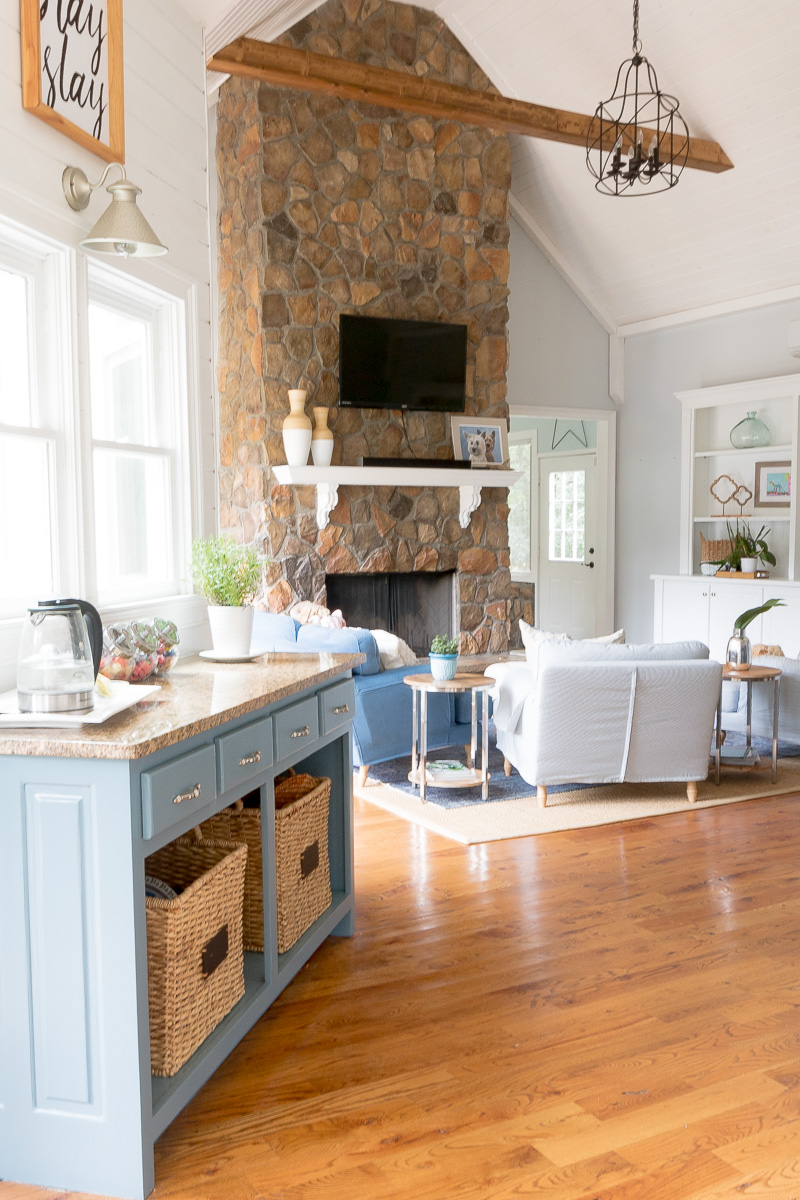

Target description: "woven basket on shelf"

left=274, top=773, right=332, bottom=953
left=144, top=833, right=247, bottom=1077
left=699, top=531, right=732, bottom=563
left=200, top=796, right=264, bottom=952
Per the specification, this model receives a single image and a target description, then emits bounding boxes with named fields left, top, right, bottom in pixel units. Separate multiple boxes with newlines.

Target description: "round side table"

left=715, top=663, right=781, bottom=784
left=403, top=672, right=492, bottom=803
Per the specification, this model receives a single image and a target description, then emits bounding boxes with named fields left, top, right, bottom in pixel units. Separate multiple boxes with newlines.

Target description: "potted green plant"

left=727, top=597, right=785, bottom=669
left=429, top=633, right=459, bottom=681
left=717, top=521, right=776, bottom=574
left=191, top=535, right=264, bottom=657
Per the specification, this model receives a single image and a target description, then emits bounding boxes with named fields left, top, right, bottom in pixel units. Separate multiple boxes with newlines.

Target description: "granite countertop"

left=0, top=652, right=364, bottom=761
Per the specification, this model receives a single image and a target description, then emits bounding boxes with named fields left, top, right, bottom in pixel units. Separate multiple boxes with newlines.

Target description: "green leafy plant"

left=733, top=597, right=786, bottom=634
left=430, top=634, right=458, bottom=656
left=716, top=521, right=776, bottom=571
left=191, top=536, right=264, bottom=607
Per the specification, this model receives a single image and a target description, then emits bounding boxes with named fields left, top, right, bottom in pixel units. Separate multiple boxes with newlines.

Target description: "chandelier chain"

left=632, top=0, right=642, bottom=55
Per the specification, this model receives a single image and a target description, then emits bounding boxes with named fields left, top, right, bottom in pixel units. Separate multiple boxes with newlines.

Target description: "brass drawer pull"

left=290, top=725, right=310, bottom=739
left=332, top=704, right=349, bottom=715
left=173, top=783, right=201, bottom=805
left=238, top=751, right=262, bottom=767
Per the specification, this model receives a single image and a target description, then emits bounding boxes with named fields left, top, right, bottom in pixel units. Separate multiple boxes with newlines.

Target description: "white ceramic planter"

left=207, top=605, right=254, bottom=656
left=740, top=557, right=758, bottom=573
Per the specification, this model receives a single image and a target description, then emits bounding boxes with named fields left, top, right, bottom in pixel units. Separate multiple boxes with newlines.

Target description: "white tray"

left=0, top=680, right=161, bottom=727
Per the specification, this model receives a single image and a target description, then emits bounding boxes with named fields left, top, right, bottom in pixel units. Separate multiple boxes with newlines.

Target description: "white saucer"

left=198, top=649, right=264, bottom=664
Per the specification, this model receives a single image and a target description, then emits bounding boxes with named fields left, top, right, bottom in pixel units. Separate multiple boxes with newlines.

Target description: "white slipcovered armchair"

left=487, top=640, right=722, bottom=807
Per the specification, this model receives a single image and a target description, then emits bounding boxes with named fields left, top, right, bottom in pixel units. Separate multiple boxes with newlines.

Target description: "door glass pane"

left=93, top=449, right=172, bottom=596
left=0, top=268, right=33, bottom=427
left=549, top=469, right=585, bottom=561
left=88, top=304, right=152, bottom=444
left=508, top=441, right=532, bottom=572
left=0, top=434, right=54, bottom=598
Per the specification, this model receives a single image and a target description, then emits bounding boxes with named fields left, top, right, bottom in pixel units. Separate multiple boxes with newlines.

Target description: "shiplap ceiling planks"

left=180, top=0, right=800, bottom=326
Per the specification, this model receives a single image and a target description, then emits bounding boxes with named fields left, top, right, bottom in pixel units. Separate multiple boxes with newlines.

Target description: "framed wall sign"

left=20, top=0, right=125, bottom=163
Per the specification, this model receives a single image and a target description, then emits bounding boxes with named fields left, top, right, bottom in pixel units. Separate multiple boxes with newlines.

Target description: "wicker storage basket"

left=200, top=795, right=264, bottom=952
left=274, top=773, right=332, bottom=953
left=145, top=834, right=247, bottom=1077
left=700, top=531, right=732, bottom=563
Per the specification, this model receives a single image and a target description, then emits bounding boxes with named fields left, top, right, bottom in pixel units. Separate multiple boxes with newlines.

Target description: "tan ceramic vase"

left=311, top=406, right=334, bottom=467
left=282, top=389, right=311, bottom=466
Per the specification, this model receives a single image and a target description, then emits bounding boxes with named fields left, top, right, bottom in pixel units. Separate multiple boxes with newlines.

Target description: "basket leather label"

left=202, top=924, right=229, bottom=977
left=301, top=840, right=319, bottom=877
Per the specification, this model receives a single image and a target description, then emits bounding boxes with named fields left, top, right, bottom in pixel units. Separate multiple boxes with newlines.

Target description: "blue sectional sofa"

left=251, top=611, right=480, bottom=776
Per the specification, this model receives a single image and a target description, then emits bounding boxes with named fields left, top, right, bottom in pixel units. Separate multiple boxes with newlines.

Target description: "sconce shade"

left=62, top=165, right=168, bottom=258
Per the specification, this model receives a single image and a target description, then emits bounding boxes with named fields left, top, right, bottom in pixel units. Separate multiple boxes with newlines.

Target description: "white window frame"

left=508, top=429, right=537, bottom=584
left=0, top=212, right=212, bottom=688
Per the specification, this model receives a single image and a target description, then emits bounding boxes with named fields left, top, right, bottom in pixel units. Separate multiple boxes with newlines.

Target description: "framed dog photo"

left=451, top=416, right=509, bottom=466
left=755, top=461, right=791, bottom=508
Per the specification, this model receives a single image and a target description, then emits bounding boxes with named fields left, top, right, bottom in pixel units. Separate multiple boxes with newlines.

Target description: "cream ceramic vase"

left=311, top=406, right=334, bottom=467
left=282, top=389, right=312, bottom=466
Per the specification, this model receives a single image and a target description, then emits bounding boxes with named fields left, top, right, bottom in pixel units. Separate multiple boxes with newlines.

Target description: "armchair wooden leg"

left=357, top=765, right=369, bottom=788
left=537, top=785, right=547, bottom=808
left=504, top=757, right=512, bottom=777
left=687, top=780, right=698, bottom=804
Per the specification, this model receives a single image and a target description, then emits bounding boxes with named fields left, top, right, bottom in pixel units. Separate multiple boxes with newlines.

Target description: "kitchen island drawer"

left=319, top=679, right=355, bottom=735
left=142, top=745, right=217, bottom=839
left=273, top=696, right=319, bottom=763
left=216, top=716, right=273, bottom=794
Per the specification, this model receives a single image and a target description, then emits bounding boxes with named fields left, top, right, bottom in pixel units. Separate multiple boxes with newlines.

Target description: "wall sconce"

left=62, top=162, right=168, bottom=258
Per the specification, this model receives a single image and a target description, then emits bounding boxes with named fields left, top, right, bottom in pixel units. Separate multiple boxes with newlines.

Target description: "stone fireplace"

left=215, top=0, right=534, bottom=654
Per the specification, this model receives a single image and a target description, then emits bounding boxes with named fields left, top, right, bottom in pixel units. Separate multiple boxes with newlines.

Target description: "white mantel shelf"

left=272, top=464, right=522, bottom=529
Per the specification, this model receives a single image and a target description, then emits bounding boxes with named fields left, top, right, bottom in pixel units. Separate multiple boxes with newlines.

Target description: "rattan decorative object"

left=709, top=474, right=738, bottom=515
left=201, top=798, right=264, bottom=952
left=699, top=531, right=733, bottom=564
left=144, top=834, right=247, bottom=1077
left=274, top=773, right=332, bottom=953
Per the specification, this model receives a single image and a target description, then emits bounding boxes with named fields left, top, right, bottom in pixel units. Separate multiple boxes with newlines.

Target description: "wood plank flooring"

left=7, top=791, right=800, bottom=1199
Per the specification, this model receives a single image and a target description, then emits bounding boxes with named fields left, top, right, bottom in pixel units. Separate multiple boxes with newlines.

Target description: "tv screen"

left=338, top=314, right=467, bottom=412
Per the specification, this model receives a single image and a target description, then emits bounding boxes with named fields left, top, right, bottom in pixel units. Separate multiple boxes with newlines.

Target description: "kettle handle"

left=59, top=598, right=104, bottom=681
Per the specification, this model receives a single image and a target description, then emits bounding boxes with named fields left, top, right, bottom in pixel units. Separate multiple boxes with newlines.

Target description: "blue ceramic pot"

left=429, top=653, right=458, bottom=681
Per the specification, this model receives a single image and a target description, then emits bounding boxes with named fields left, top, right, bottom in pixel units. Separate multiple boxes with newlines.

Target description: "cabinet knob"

left=238, top=751, right=262, bottom=767
left=173, top=783, right=201, bottom=805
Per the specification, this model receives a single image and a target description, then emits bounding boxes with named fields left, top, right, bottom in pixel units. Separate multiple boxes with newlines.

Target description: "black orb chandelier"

left=586, top=0, right=689, bottom=196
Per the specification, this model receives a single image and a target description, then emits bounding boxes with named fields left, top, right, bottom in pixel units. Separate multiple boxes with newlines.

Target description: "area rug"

left=354, top=745, right=800, bottom=845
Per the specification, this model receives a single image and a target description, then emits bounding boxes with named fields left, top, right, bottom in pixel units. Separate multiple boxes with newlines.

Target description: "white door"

left=537, top=453, right=598, bottom=638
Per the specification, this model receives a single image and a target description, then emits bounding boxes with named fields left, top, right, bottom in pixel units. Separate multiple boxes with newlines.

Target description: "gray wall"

left=506, top=217, right=613, bottom=413
left=619, top=300, right=800, bottom=642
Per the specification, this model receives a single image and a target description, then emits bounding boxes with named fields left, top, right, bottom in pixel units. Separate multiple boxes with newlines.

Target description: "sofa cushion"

left=537, top=639, right=710, bottom=668
left=251, top=611, right=301, bottom=651
left=295, top=624, right=381, bottom=675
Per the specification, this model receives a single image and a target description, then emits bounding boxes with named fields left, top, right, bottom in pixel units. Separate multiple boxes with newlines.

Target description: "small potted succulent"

left=429, top=633, right=459, bottom=681
left=191, top=535, right=264, bottom=656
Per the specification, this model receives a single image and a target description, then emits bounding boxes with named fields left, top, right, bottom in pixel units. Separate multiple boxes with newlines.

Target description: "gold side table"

left=715, top=663, right=781, bottom=785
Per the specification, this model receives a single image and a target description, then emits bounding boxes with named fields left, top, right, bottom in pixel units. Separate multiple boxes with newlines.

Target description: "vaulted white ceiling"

left=180, top=0, right=800, bottom=330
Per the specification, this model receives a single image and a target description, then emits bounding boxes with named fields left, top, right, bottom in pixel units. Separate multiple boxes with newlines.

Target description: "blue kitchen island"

left=0, top=651, right=362, bottom=1198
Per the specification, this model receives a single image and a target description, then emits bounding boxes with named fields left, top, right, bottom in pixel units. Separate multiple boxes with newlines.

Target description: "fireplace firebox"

left=325, top=572, right=456, bottom=656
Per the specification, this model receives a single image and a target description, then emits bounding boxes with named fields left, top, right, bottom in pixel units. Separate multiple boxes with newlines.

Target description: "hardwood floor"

left=7, top=791, right=800, bottom=1199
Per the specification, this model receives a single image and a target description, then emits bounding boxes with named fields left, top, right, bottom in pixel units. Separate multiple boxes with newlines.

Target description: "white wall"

left=0, top=0, right=216, bottom=676
left=619, top=300, right=800, bottom=642
left=506, top=217, right=612, bottom=413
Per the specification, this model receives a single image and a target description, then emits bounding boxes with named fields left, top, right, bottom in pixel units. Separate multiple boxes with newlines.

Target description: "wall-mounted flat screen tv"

left=338, top=314, right=467, bottom=412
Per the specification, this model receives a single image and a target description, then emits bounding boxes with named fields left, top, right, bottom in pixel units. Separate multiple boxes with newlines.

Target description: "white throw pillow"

left=518, top=620, right=571, bottom=678
left=585, top=628, right=626, bottom=644
left=370, top=629, right=418, bottom=671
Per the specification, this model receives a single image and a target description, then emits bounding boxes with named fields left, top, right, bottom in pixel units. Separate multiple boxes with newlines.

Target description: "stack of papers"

left=424, top=759, right=478, bottom=783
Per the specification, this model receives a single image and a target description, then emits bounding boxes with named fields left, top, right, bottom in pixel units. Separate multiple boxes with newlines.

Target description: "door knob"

left=582, top=562, right=595, bottom=569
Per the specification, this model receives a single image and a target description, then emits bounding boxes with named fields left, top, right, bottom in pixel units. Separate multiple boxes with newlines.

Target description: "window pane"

left=0, top=268, right=33, bottom=426
left=89, top=304, right=152, bottom=444
left=93, top=449, right=172, bottom=597
left=0, top=434, right=54, bottom=598
left=508, top=442, right=531, bottom=573
left=549, top=469, right=585, bottom=561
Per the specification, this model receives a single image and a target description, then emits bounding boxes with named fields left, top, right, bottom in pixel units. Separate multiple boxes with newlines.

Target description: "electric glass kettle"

left=17, top=598, right=103, bottom=713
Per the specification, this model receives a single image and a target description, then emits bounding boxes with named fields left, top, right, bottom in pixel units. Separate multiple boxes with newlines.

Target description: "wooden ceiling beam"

left=208, top=37, right=733, bottom=176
